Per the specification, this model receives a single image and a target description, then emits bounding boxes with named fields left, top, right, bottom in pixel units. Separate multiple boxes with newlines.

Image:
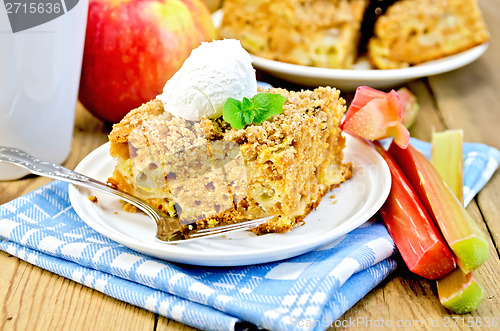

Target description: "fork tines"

left=187, top=216, right=273, bottom=238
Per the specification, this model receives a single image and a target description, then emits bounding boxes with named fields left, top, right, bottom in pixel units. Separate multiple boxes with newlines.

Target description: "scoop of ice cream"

left=157, top=39, right=257, bottom=121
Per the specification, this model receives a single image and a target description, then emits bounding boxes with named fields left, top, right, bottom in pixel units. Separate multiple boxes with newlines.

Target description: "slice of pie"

left=218, top=0, right=369, bottom=69
left=107, top=86, right=352, bottom=237
left=368, top=0, right=490, bottom=69
left=217, top=0, right=489, bottom=70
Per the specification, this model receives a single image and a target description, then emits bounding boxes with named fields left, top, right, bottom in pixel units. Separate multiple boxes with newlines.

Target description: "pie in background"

left=368, top=0, right=490, bottom=69
left=218, top=0, right=490, bottom=69
left=218, top=0, right=369, bottom=69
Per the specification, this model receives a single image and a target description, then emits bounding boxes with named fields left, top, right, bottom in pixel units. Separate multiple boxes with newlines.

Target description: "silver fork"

left=0, top=146, right=271, bottom=242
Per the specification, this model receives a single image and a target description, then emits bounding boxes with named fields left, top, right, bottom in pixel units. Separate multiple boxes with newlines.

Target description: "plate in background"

left=250, top=44, right=489, bottom=90
left=212, top=10, right=489, bottom=90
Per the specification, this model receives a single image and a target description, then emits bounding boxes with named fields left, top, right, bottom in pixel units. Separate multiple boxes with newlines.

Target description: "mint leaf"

left=222, top=98, right=245, bottom=129
left=222, top=93, right=287, bottom=130
left=242, top=97, right=255, bottom=124
left=252, top=93, right=287, bottom=124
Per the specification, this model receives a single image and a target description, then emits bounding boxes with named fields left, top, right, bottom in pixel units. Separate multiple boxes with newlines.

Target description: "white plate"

left=251, top=44, right=489, bottom=90
left=212, top=10, right=489, bottom=90
left=68, top=135, right=391, bottom=266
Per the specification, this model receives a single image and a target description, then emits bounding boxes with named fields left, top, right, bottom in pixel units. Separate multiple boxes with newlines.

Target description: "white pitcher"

left=0, top=0, right=88, bottom=180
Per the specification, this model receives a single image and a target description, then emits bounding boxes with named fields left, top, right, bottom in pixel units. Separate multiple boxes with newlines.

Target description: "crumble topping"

left=108, top=86, right=351, bottom=235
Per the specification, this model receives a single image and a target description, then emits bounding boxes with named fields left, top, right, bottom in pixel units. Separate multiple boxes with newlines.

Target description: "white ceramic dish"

left=68, top=135, right=391, bottom=266
left=212, top=10, right=489, bottom=90
left=250, top=44, right=489, bottom=90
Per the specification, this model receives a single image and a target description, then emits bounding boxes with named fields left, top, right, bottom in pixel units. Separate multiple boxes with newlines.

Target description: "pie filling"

left=107, top=87, right=352, bottom=236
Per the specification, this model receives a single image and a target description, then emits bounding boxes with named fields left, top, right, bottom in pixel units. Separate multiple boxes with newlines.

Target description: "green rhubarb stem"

left=437, top=268, right=485, bottom=314
left=431, top=129, right=464, bottom=203
left=432, top=130, right=485, bottom=313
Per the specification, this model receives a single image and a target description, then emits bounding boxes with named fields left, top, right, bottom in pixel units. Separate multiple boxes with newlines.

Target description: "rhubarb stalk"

left=374, top=141, right=455, bottom=279
left=396, top=87, right=419, bottom=129
left=431, top=129, right=464, bottom=203
left=341, top=86, right=410, bottom=148
left=437, top=268, right=485, bottom=314
left=431, top=130, right=485, bottom=314
left=389, top=142, right=489, bottom=273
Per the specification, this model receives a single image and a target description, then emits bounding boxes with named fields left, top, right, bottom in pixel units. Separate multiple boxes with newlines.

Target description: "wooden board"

left=1, top=0, right=499, bottom=329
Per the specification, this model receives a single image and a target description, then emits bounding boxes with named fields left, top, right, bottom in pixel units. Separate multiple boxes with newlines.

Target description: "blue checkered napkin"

left=0, top=181, right=395, bottom=331
left=0, top=140, right=498, bottom=331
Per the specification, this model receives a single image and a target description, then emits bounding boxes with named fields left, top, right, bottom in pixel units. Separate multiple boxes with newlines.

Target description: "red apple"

left=79, top=0, right=216, bottom=123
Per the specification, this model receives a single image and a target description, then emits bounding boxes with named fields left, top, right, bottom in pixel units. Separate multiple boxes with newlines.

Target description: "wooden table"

left=2, top=2, right=500, bottom=330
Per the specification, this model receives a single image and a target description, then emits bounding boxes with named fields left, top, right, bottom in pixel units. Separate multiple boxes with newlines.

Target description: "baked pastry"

left=218, top=0, right=489, bottom=70
left=107, top=86, right=351, bottom=234
left=218, top=0, right=369, bottom=69
left=368, top=0, right=490, bottom=69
